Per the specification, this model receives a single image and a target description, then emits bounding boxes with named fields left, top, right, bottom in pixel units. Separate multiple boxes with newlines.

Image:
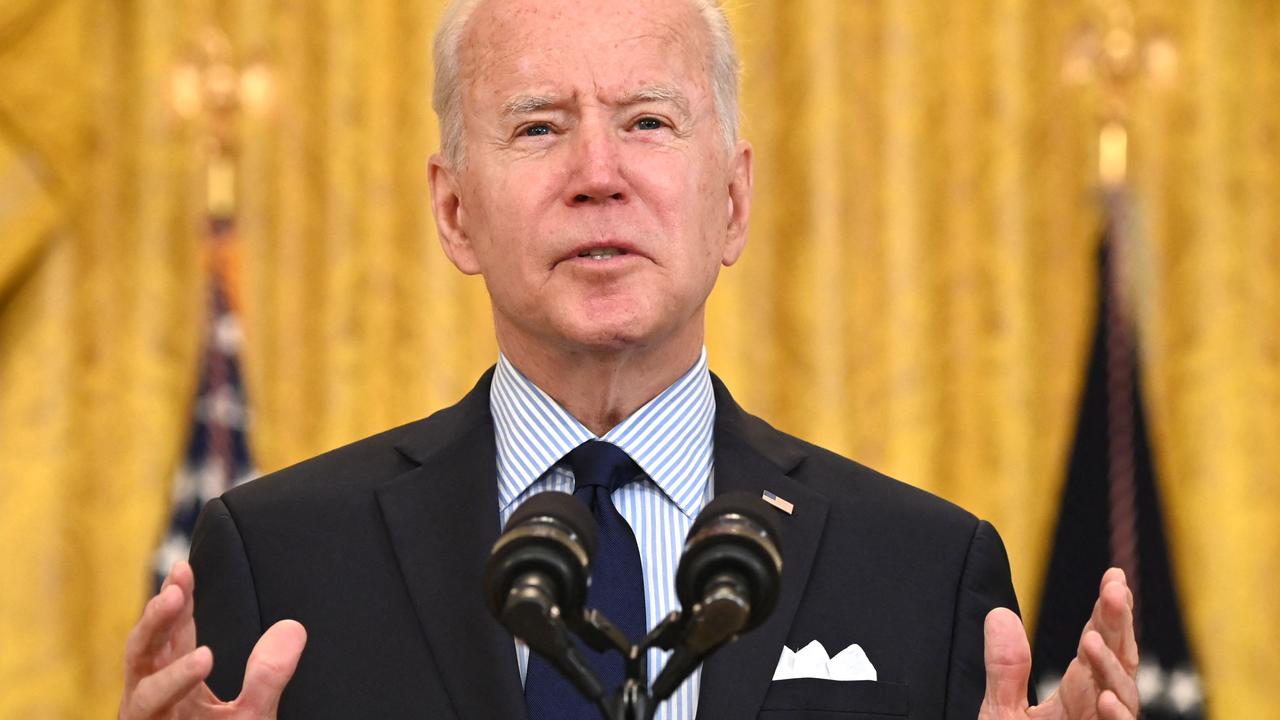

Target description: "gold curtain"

left=0, top=1, right=1275, bottom=718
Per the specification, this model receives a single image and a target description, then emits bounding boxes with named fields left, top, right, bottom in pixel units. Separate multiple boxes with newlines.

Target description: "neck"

left=496, top=327, right=704, bottom=437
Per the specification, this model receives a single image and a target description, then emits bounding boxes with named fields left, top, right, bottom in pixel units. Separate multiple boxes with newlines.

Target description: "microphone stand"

left=570, top=609, right=693, bottom=720
left=495, top=575, right=697, bottom=720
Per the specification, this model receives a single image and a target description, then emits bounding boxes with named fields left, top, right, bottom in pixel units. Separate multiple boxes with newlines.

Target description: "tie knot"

left=566, top=440, right=640, bottom=493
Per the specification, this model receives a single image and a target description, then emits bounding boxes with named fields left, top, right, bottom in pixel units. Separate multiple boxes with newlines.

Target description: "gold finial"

left=1063, top=1, right=1178, bottom=188
left=168, top=28, right=275, bottom=216
left=1098, top=120, right=1129, bottom=188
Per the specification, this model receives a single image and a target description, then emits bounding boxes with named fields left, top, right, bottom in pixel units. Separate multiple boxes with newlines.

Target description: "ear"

left=721, top=140, right=753, bottom=267
left=428, top=153, right=482, bottom=275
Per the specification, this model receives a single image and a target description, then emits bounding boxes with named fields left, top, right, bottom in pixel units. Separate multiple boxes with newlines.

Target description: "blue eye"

left=522, top=124, right=552, bottom=137
left=635, top=117, right=665, bottom=131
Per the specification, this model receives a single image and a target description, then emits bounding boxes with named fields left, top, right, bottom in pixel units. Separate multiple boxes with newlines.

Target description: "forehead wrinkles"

left=459, top=0, right=713, bottom=112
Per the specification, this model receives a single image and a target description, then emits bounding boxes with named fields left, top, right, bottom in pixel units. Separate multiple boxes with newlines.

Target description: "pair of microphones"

left=483, top=491, right=784, bottom=720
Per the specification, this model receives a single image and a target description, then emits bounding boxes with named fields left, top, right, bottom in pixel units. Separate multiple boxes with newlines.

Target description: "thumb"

left=981, top=608, right=1032, bottom=715
left=236, top=619, right=307, bottom=716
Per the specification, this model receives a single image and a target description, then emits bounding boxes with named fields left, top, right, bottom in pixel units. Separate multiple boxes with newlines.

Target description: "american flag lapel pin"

left=762, top=490, right=794, bottom=515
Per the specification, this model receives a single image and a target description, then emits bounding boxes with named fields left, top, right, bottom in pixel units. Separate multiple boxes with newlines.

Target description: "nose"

left=565, top=120, right=627, bottom=206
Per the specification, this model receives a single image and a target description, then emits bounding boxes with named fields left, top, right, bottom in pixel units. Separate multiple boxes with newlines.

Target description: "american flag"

left=153, top=215, right=257, bottom=587
left=1031, top=190, right=1203, bottom=718
left=761, top=490, right=794, bottom=515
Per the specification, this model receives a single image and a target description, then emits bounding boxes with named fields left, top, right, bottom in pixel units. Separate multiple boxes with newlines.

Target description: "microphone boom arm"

left=500, top=574, right=606, bottom=703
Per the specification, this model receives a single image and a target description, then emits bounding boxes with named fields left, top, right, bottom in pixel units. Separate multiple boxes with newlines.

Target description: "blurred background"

left=0, top=0, right=1276, bottom=717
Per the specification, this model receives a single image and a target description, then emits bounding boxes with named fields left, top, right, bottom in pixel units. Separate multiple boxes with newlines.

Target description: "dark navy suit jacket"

left=192, top=370, right=1020, bottom=719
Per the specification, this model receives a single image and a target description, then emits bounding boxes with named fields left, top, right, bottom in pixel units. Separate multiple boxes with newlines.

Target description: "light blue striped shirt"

left=491, top=348, right=715, bottom=720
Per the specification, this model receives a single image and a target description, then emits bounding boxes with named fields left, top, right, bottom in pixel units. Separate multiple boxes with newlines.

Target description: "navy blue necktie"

left=525, top=440, right=647, bottom=719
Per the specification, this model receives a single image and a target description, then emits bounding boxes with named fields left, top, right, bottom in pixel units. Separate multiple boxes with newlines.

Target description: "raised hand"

left=118, top=561, right=307, bottom=720
left=979, top=567, right=1140, bottom=720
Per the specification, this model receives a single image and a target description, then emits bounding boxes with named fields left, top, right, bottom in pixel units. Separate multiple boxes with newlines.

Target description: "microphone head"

left=504, top=490, right=599, bottom=559
left=676, top=491, right=783, bottom=632
left=483, top=491, right=598, bottom=621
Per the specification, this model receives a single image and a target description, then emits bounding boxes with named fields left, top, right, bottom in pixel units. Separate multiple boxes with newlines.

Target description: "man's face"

left=430, top=0, right=752, bottom=359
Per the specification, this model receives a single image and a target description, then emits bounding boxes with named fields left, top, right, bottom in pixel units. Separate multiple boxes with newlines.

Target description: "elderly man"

left=118, top=0, right=1140, bottom=718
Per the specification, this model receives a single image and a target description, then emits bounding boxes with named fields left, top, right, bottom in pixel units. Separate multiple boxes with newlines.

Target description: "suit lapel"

left=376, top=372, right=528, bottom=720
left=696, top=376, right=831, bottom=719
left=371, top=371, right=825, bottom=719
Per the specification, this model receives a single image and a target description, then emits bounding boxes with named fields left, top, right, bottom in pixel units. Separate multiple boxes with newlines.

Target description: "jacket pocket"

left=758, top=679, right=910, bottom=718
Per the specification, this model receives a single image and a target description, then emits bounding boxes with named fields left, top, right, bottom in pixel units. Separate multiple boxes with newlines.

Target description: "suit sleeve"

left=190, top=496, right=263, bottom=702
left=944, top=519, right=1025, bottom=720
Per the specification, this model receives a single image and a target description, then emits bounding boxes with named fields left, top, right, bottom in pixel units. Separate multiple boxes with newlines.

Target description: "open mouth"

left=577, top=247, right=629, bottom=260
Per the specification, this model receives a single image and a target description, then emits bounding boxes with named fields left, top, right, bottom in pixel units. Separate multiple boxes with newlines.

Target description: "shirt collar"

left=490, top=348, right=715, bottom=518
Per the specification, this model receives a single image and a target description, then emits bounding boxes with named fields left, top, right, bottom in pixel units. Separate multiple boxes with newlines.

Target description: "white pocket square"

left=772, top=639, right=878, bottom=681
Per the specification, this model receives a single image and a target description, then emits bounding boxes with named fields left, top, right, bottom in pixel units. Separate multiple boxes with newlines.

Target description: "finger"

left=1087, top=585, right=1122, bottom=652
left=1095, top=576, right=1139, bottom=675
left=1082, top=571, right=1131, bottom=665
left=1082, top=631, right=1140, bottom=714
left=123, top=646, right=212, bottom=719
left=981, top=608, right=1032, bottom=713
left=168, top=562, right=199, bottom=657
left=236, top=619, right=307, bottom=714
left=151, top=562, right=199, bottom=668
left=1097, top=689, right=1137, bottom=720
left=124, top=584, right=186, bottom=684
left=164, top=561, right=196, bottom=610
left=1099, top=567, right=1135, bottom=619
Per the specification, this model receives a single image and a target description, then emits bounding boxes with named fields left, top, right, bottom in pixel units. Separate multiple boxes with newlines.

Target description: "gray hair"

left=431, top=0, right=741, bottom=167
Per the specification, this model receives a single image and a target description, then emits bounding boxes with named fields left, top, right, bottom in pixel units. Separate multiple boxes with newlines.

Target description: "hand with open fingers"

left=118, top=561, right=307, bottom=720
left=978, top=568, right=1140, bottom=720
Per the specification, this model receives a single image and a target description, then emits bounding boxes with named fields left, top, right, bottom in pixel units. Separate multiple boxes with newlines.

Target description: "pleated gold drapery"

left=0, top=1, right=1275, bottom=718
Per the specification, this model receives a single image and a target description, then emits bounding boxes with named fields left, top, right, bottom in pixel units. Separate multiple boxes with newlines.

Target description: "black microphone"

left=650, top=491, right=783, bottom=701
left=483, top=491, right=604, bottom=702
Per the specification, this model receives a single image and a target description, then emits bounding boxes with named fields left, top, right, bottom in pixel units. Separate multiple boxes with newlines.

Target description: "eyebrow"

left=502, top=94, right=560, bottom=116
left=500, top=84, right=691, bottom=118
left=621, top=84, right=690, bottom=116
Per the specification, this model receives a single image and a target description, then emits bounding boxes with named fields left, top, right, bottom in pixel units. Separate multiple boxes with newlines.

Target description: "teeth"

left=578, top=247, right=626, bottom=259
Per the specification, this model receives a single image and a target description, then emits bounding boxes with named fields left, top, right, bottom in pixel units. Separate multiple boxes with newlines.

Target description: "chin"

left=564, top=324, right=651, bottom=352
left=552, top=309, right=664, bottom=351
left=556, top=294, right=704, bottom=357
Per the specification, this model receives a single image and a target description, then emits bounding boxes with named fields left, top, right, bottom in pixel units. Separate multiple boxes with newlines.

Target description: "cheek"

left=466, top=167, right=559, bottom=260
left=627, top=152, right=702, bottom=225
